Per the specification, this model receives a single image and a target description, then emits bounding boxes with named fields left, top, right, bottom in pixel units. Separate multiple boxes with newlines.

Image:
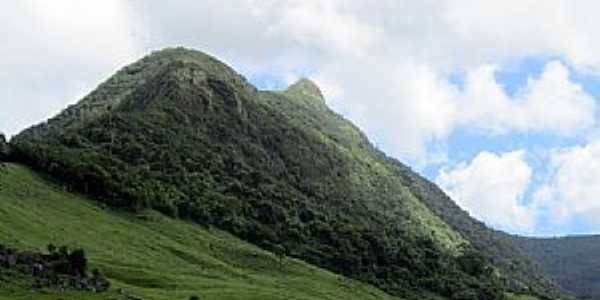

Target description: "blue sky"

left=4, top=1, right=600, bottom=236
left=390, top=59, right=600, bottom=236
left=440, top=59, right=600, bottom=236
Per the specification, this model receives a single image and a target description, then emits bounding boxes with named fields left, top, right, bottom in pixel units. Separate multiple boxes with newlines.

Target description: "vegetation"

left=0, top=133, right=9, bottom=161
left=391, top=161, right=560, bottom=296
left=0, top=163, right=402, bottom=300
left=9, top=47, right=561, bottom=299
left=514, top=235, right=600, bottom=299
left=0, top=243, right=109, bottom=292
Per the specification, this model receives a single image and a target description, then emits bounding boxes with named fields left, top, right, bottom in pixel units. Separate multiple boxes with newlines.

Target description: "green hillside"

left=0, top=162, right=403, bottom=300
left=514, top=235, right=600, bottom=299
left=9, top=47, right=561, bottom=299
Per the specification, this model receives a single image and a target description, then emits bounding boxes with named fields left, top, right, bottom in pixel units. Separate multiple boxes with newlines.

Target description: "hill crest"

left=285, top=78, right=325, bottom=101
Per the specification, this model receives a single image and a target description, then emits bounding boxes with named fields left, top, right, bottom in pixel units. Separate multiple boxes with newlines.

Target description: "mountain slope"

left=0, top=162, right=402, bottom=300
left=10, top=47, right=561, bottom=299
left=391, top=164, right=561, bottom=295
left=514, top=235, right=600, bottom=299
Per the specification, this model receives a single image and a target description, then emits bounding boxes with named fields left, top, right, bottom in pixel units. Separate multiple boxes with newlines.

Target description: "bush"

left=69, top=248, right=88, bottom=276
left=0, top=133, right=9, bottom=161
left=1, top=243, right=109, bottom=292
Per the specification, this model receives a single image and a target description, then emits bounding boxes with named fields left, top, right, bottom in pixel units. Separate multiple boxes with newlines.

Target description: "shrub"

left=0, top=133, right=9, bottom=161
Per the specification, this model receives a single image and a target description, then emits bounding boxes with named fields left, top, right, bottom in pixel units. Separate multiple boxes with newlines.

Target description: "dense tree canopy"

left=515, top=235, right=600, bottom=299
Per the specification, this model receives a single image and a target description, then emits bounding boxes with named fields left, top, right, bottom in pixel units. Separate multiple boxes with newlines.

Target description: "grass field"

left=0, top=163, right=401, bottom=300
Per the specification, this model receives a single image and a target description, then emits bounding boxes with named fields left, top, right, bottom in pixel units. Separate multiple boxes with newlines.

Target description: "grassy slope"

left=0, top=163, right=401, bottom=300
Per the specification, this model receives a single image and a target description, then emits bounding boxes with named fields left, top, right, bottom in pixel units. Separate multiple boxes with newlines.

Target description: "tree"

left=69, top=248, right=88, bottom=276
left=273, top=244, right=287, bottom=270
left=457, top=249, right=488, bottom=277
left=0, top=133, right=9, bottom=161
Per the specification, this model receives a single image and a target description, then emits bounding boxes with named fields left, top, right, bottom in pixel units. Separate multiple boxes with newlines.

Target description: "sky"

left=3, top=0, right=600, bottom=236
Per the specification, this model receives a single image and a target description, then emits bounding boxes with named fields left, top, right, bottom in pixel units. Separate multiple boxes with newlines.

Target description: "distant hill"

left=514, top=235, right=600, bottom=299
left=10, top=47, right=562, bottom=299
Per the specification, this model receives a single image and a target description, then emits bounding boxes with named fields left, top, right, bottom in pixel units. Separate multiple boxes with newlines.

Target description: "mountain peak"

left=139, top=47, right=251, bottom=87
left=285, top=78, right=325, bottom=101
left=13, top=47, right=256, bottom=143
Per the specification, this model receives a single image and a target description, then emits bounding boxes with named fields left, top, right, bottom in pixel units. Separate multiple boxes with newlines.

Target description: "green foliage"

left=9, top=47, right=555, bottom=299
left=457, top=249, right=489, bottom=277
left=69, top=248, right=88, bottom=275
left=391, top=160, right=562, bottom=298
left=514, top=235, right=600, bottom=299
left=0, top=163, right=401, bottom=300
left=0, top=242, right=108, bottom=292
left=0, top=133, right=9, bottom=161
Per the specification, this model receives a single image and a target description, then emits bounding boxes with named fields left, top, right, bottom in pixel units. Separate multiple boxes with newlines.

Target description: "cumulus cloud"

left=0, top=0, right=143, bottom=136
left=319, top=59, right=595, bottom=159
left=533, top=141, right=600, bottom=228
left=317, top=59, right=459, bottom=158
left=443, top=0, right=600, bottom=71
left=458, top=60, right=596, bottom=135
left=272, top=1, right=385, bottom=58
left=436, top=151, right=536, bottom=232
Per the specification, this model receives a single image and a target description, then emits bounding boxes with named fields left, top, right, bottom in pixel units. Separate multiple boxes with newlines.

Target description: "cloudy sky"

left=3, top=0, right=600, bottom=236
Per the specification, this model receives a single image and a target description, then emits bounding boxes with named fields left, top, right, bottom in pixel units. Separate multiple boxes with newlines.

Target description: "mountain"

left=9, top=47, right=561, bottom=299
left=514, top=235, right=600, bottom=299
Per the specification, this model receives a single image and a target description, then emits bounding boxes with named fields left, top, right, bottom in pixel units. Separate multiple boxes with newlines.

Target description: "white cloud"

left=0, top=0, right=143, bottom=136
left=272, top=1, right=385, bottom=58
left=458, top=60, right=596, bottom=135
left=533, top=140, right=600, bottom=228
left=436, top=150, right=536, bottom=232
left=318, top=59, right=595, bottom=159
left=317, top=59, right=459, bottom=158
left=442, top=0, right=600, bottom=72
